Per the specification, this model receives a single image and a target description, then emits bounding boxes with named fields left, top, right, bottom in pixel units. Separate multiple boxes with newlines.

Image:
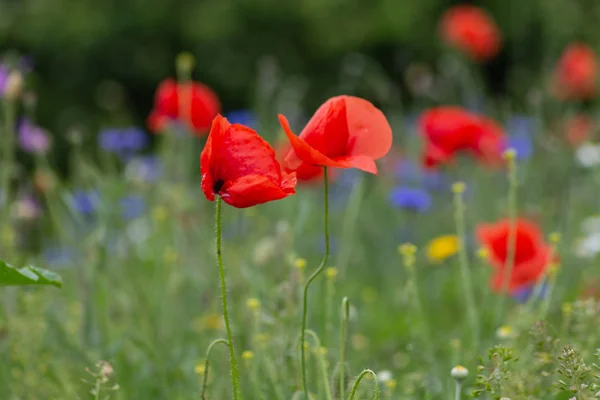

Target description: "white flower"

left=575, top=232, right=600, bottom=258
left=451, top=365, right=468, bottom=380
left=575, top=142, right=600, bottom=168
left=377, top=370, right=393, bottom=383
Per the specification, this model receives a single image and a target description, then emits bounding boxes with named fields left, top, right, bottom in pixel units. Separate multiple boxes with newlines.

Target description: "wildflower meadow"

left=3, top=2, right=600, bottom=400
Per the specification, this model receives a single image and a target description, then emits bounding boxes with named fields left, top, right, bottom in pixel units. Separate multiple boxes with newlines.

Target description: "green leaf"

left=0, top=259, right=62, bottom=288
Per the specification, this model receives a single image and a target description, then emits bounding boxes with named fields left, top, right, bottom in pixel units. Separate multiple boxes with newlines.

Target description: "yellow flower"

left=194, top=363, right=206, bottom=375
left=451, top=181, right=466, bottom=194
left=386, top=379, right=398, bottom=390
left=325, top=267, right=338, bottom=280
left=496, top=325, right=516, bottom=340
left=426, top=235, right=460, bottom=263
left=295, top=258, right=307, bottom=270
left=242, top=350, right=254, bottom=361
left=246, top=298, right=261, bottom=311
left=477, top=247, right=489, bottom=260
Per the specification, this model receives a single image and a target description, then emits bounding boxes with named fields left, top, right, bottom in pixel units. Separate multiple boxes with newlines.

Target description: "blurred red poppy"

left=279, top=95, right=393, bottom=175
left=419, top=106, right=505, bottom=168
left=439, top=5, right=502, bottom=62
left=275, top=141, right=340, bottom=184
left=201, top=115, right=296, bottom=208
left=565, top=114, right=595, bottom=146
left=476, top=219, right=553, bottom=293
left=148, top=79, right=220, bottom=136
left=552, top=43, right=598, bottom=100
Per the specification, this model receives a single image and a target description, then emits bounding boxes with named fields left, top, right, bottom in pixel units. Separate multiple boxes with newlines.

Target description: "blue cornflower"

left=505, top=134, right=533, bottom=160
left=512, top=282, right=549, bottom=304
left=120, top=127, right=149, bottom=152
left=70, top=190, right=100, bottom=216
left=98, top=127, right=148, bottom=155
left=225, top=109, right=258, bottom=129
left=389, top=186, right=432, bottom=212
left=119, top=196, right=146, bottom=220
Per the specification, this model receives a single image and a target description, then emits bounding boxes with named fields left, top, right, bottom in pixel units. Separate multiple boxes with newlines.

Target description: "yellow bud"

left=194, top=363, right=205, bottom=375
left=496, top=325, right=516, bottom=340
left=503, top=148, right=516, bottom=161
left=549, top=232, right=561, bottom=244
left=477, top=247, right=489, bottom=260
left=562, top=302, right=573, bottom=316
left=386, top=379, right=398, bottom=390
left=451, top=181, right=466, bottom=194
left=398, top=243, right=417, bottom=256
left=325, top=267, right=338, bottom=280
left=176, top=52, right=196, bottom=74
left=242, top=350, right=254, bottom=361
left=246, top=298, right=261, bottom=311
left=152, top=206, right=168, bottom=222
left=295, top=258, right=307, bottom=270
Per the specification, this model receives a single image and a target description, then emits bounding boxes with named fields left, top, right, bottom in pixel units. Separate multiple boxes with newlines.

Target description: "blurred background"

left=2, top=0, right=599, bottom=139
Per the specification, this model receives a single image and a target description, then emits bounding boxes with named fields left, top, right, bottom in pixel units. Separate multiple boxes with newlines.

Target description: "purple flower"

left=119, top=196, right=146, bottom=220
left=18, top=119, right=50, bottom=154
left=15, top=194, right=41, bottom=220
left=225, top=110, right=258, bottom=129
left=98, top=127, right=148, bottom=155
left=0, top=64, right=8, bottom=96
left=389, top=186, right=432, bottom=212
left=70, top=190, right=100, bottom=216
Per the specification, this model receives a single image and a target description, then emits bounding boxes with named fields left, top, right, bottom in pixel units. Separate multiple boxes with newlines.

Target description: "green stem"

left=0, top=99, right=15, bottom=227
left=454, top=382, right=462, bottom=400
left=348, top=369, right=379, bottom=400
left=300, top=167, right=330, bottom=398
left=453, top=185, right=480, bottom=348
left=215, top=197, right=242, bottom=399
left=496, top=155, right=518, bottom=324
left=339, top=297, right=350, bottom=400
left=201, top=338, right=229, bottom=400
left=304, top=330, right=333, bottom=400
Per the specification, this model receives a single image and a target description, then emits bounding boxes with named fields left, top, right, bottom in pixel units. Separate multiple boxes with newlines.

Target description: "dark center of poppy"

left=213, top=179, right=225, bottom=194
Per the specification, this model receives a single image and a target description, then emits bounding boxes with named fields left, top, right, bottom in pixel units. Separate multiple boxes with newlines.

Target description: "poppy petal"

left=220, top=174, right=295, bottom=208
left=279, top=114, right=340, bottom=169
left=332, top=155, right=378, bottom=175
left=345, top=96, right=393, bottom=160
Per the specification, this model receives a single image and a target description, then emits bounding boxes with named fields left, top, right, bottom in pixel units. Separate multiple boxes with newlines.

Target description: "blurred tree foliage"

left=0, top=0, right=599, bottom=137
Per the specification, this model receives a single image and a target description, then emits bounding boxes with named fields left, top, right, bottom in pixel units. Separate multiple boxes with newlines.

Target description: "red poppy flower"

left=419, top=106, right=505, bottom=168
left=476, top=219, right=553, bottom=293
left=552, top=43, right=598, bottom=100
left=439, top=5, right=502, bottom=62
left=200, top=115, right=296, bottom=208
left=275, top=141, right=340, bottom=184
left=148, top=79, right=220, bottom=136
left=565, top=114, right=595, bottom=146
left=279, top=95, right=393, bottom=175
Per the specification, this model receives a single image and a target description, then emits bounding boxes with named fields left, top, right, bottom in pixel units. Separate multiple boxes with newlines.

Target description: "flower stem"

left=201, top=338, right=229, bottom=400
left=496, top=153, right=518, bottom=324
left=348, top=369, right=379, bottom=400
left=0, top=99, right=15, bottom=226
left=339, top=297, right=350, bottom=400
left=452, top=183, right=480, bottom=349
left=300, top=167, right=330, bottom=398
left=454, top=382, right=462, bottom=400
left=215, top=197, right=242, bottom=399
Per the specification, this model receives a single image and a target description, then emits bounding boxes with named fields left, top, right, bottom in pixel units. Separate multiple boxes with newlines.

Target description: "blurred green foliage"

left=1, top=0, right=600, bottom=135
